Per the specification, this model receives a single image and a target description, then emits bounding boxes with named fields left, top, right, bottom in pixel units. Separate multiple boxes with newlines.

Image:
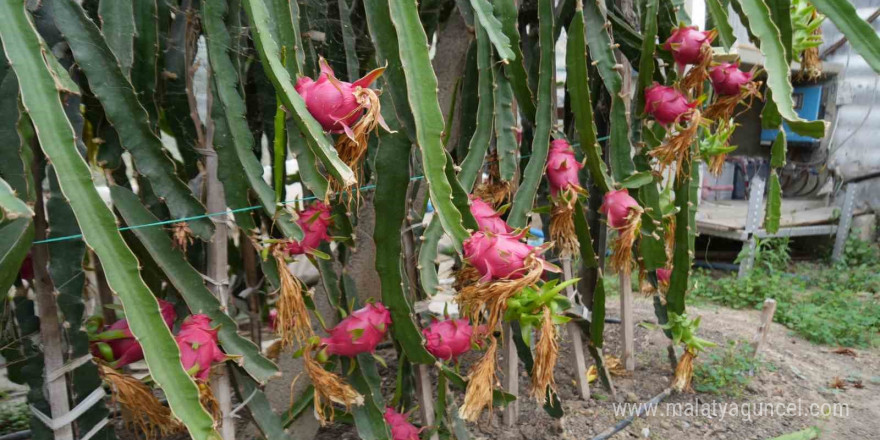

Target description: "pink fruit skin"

left=384, top=407, right=421, bottom=440
left=268, top=308, right=278, bottom=331
left=176, top=314, right=226, bottom=381
left=18, top=253, right=33, bottom=281
left=709, top=62, right=753, bottom=96
left=463, top=231, right=537, bottom=281
left=663, top=26, right=714, bottom=67
left=600, top=189, right=640, bottom=228
left=469, top=196, right=513, bottom=234
left=656, top=268, right=672, bottom=284
left=422, top=319, right=473, bottom=360
left=322, top=303, right=392, bottom=357
left=294, top=58, right=384, bottom=133
left=644, top=83, right=695, bottom=126
left=93, top=299, right=177, bottom=368
left=546, top=139, right=583, bottom=196
left=286, top=201, right=333, bottom=255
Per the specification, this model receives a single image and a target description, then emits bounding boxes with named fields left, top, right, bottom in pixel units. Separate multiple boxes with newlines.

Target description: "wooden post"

left=751, top=299, right=777, bottom=358
left=619, top=271, right=634, bottom=371
left=31, top=158, right=74, bottom=440
left=563, top=259, right=589, bottom=399
left=202, top=63, right=235, bottom=439
left=415, top=364, right=438, bottom=440
left=502, top=323, right=519, bottom=426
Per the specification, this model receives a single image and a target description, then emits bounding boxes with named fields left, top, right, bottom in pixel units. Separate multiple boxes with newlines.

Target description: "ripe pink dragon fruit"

left=422, top=318, right=473, bottom=361
left=546, top=139, right=583, bottom=196
left=91, top=299, right=177, bottom=368
left=463, top=231, right=545, bottom=281
left=268, top=308, right=278, bottom=331
left=384, top=407, right=421, bottom=440
left=709, top=62, right=753, bottom=96
left=18, top=253, right=33, bottom=281
left=600, top=189, right=641, bottom=228
left=663, top=25, right=715, bottom=67
left=644, top=83, right=695, bottom=126
left=321, top=303, right=392, bottom=357
left=286, top=201, right=333, bottom=255
left=176, top=314, right=226, bottom=381
left=469, top=196, right=512, bottom=234
left=656, top=268, right=672, bottom=284
left=295, top=58, right=385, bottom=133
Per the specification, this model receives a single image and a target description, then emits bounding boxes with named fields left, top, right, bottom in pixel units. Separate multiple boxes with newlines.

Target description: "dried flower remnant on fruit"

left=98, top=363, right=182, bottom=439
left=304, top=347, right=364, bottom=425
left=546, top=139, right=584, bottom=257
left=601, top=189, right=644, bottom=273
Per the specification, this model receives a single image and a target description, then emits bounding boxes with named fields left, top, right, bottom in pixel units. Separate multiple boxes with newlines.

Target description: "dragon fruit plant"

left=2, top=0, right=872, bottom=437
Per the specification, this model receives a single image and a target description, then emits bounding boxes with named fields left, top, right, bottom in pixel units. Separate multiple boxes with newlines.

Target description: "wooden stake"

left=203, top=60, right=235, bottom=439
left=751, top=299, right=777, bottom=358
left=502, top=323, right=519, bottom=426
left=562, top=259, right=590, bottom=399
left=619, top=271, right=634, bottom=371
left=31, top=158, right=74, bottom=440
left=415, top=364, right=439, bottom=440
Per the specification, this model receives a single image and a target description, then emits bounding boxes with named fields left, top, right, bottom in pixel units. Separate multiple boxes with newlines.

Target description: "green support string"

left=34, top=137, right=608, bottom=245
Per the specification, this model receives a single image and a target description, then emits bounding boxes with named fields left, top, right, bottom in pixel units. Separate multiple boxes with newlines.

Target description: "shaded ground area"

left=311, top=297, right=879, bottom=440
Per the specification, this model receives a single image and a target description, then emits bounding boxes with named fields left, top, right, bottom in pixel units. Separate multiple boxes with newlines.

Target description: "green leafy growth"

left=582, top=0, right=634, bottom=180
left=97, top=0, right=135, bottom=76
left=768, top=0, right=793, bottom=62
left=790, top=0, right=824, bottom=62
left=694, top=340, right=771, bottom=397
left=242, top=0, right=357, bottom=187
left=705, top=0, right=735, bottom=50
left=0, top=178, right=32, bottom=219
left=738, top=0, right=825, bottom=138
left=0, top=218, right=32, bottom=297
left=468, top=0, right=515, bottom=61
left=0, top=3, right=219, bottom=437
left=388, top=0, right=470, bottom=250
left=111, top=186, right=280, bottom=382
left=231, top=366, right=290, bottom=440
left=635, top=0, right=660, bottom=118
left=770, top=130, right=786, bottom=168
left=508, top=0, right=554, bottom=228
left=210, top=88, right=257, bottom=230
left=344, top=354, right=392, bottom=440
left=764, top=172, right=782, bottom=234
left=666, top=162, right=692, bottom=316
left=566, top=5, right=610, bottom=193
left=131, top=0, right=159, bottom=122
left=495, top=0, right=536, bottom=124
left=769, top=427, right=821, bottom=440
left=204, top=0, right=302, bottom=239
left=51, top=0, right=214, bottom=239
left=809, top=0, right=880, bottom=74
left=494, top=64, right=518, bottom=182
left=373, top=113, right=435, bottom=364
left=48, top=168, right=113, bottom=439
left=458, top=20, right=495, bottom=191
left=363, top=0, right=416, bottom=137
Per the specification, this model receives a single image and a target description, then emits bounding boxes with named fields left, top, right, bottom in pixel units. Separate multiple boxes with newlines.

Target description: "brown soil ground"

left=313, top=296, right=880, bottom=440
